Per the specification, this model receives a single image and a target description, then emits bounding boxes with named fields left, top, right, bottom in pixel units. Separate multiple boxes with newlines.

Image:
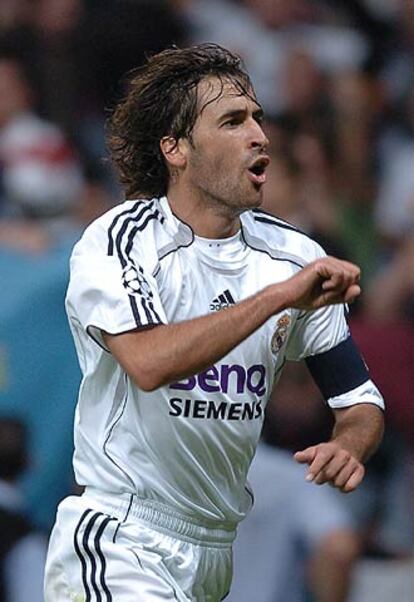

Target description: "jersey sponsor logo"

left=170, top=363, right=266, bottom=397
left=209, top=289, right=235, bottom=311
left=168, top=397, right=263, bottom=420
left=122, top=262, right=152, bottom=299
left=271, top=313, right=291, bottom=354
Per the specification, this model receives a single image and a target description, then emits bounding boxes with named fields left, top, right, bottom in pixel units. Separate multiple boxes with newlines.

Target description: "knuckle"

left=350, top=457, right=360, bottom=470
left=321, top=442, right=335, bottom=454
left=356, top=464, right=365, bottom=478
left=317, top=452, right=329, bottom=464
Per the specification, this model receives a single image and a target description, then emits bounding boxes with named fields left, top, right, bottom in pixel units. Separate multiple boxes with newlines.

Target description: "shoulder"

left=73, top=198, right=165, bottom=258
left=241, top=209, right=326, bottom=266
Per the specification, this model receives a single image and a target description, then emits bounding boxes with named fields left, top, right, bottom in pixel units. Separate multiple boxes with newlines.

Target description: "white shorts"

left=44, top=488, right=235, bottom=602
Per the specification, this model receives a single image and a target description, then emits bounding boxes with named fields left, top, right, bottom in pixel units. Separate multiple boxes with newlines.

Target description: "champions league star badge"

left=122, top=263, right=152, bottom=300
left=271, top=314, right=291, bottom=354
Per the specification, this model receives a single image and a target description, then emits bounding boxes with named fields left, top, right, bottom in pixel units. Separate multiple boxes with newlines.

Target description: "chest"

left=155, top=246, right=296, bottom=369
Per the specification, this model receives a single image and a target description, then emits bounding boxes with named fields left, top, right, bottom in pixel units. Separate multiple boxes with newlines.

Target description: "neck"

left=167, top=184, right=241, bottom=239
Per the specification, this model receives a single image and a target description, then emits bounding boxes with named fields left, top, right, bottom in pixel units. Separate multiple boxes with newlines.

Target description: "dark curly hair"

left=106, top=43, right=253, bottom=199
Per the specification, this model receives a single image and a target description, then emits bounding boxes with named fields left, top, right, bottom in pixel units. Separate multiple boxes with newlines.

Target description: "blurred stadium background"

left=0, top=1, right=414, bottom=601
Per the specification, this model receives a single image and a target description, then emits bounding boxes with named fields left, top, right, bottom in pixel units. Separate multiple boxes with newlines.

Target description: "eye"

left=223, top=118, right=241, bottom=128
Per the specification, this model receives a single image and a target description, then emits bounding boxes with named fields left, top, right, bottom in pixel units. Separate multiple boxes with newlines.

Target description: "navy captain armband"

left=305, top=336, right=369, bottom=400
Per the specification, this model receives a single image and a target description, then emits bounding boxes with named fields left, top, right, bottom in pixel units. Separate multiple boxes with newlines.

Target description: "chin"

left=246, top=190, right=263, bottom=208
left=223, top=186, right=263, bottom=212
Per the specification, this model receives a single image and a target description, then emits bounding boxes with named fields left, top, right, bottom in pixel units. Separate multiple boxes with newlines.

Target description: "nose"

left=249, top=118, right=269, bottom=150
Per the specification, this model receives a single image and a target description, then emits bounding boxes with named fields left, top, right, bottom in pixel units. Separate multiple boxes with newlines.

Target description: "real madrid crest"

left=271, top=313, right=291, bottom=354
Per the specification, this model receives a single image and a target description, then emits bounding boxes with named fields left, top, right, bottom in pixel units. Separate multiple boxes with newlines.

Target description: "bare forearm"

left=105, top=284, right=282, bottom=390
left=104, top=256, right=362, bottom=391
left=332, top=404, right=384, bottom=463
left=146, top=291, right=273, bottom=381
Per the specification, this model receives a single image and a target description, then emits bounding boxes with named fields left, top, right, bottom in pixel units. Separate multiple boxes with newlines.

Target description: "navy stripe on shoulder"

left=241, top=227, right=304, bottom=269
left=107, top=201, right=145, bottom=256
left=108, top=200, right=164, bottom=327
left=124, top=210, right=163, bottom=257
left=113, top=201, right=157, bottom=266
left=251, top=209, right=311, bottom=239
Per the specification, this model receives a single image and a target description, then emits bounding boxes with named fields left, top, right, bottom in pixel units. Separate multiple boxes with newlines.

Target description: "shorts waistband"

left=83, top=487, right=237, bottom=546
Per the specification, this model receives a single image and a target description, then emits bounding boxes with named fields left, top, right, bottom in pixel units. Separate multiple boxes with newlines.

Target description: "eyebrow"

left=219, top=107, right=264, bottom=122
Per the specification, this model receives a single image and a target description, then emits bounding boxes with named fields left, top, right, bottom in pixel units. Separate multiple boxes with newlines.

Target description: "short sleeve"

left=286, top=305, right=385, bottom=410
left=66, top=236, right=167, bottom=350
left=286, top=303, right=349, bottom=361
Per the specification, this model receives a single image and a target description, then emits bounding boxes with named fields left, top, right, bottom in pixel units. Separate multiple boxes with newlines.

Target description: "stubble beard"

left=191, top=161, right=262, bottom=215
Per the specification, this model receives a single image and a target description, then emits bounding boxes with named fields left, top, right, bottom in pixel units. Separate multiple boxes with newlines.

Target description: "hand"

left=293, top=441, right=365, bottom=493
left=279, top=257, right=361, bottom=311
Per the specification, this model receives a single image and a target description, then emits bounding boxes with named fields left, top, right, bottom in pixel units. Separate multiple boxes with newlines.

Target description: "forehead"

left=196, top=76, right=260, bottom=120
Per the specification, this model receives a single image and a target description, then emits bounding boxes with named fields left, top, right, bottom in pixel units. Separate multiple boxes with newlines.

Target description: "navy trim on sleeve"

left=305, top=336, right=369, bottom=400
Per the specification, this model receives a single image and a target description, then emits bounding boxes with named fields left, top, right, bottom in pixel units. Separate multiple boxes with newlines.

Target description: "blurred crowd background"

left=0, top=1, right=414, bottom=601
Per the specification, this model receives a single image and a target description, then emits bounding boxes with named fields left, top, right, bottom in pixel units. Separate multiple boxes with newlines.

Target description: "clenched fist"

left=278, top=256, right=361, bottom=311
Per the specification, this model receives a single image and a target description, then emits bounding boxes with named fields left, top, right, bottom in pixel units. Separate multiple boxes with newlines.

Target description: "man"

left=44, top=44, right=384, bottom=601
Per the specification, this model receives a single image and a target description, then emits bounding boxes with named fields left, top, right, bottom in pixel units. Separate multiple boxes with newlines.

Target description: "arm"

left=294, top=403, right=384, bottom=492
left=103, top=256, right=361, bottom=391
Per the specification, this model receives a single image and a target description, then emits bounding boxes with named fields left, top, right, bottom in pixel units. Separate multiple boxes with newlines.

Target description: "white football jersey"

left=66, top=196, right=384, bottom=527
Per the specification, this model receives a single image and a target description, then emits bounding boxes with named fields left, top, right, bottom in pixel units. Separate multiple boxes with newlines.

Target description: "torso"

left=66, top=197, right=334, bottom=527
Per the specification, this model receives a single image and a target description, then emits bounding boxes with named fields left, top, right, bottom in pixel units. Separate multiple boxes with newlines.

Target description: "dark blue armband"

left=305, top=336, right=369, bottom=400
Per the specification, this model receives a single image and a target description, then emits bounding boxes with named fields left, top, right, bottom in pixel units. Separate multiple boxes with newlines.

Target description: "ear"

left=160, top=136, right=188, bottom=169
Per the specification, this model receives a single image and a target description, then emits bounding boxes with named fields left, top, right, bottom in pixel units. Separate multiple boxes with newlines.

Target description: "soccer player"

left=44, top=44, right=384, bottom=601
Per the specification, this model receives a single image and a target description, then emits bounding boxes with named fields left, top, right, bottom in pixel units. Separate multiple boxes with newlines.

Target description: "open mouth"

left=247, top=156, right=269, bottom=185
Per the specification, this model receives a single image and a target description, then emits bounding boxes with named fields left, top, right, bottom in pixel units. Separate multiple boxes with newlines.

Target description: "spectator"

left=375, top=81, right=414, bottom=244
left=0, top=417, right=46, bottom=602
left=0, top=1, right=188, bottom=187
left=364, top=237, right=414, bottom=321
left=0, top=56, right=84, bottom=252
left=180, top=0, right=369, bottom=112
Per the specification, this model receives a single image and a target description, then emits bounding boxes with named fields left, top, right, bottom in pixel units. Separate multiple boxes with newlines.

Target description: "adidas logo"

left=210, top=289, right=235, bottom=311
